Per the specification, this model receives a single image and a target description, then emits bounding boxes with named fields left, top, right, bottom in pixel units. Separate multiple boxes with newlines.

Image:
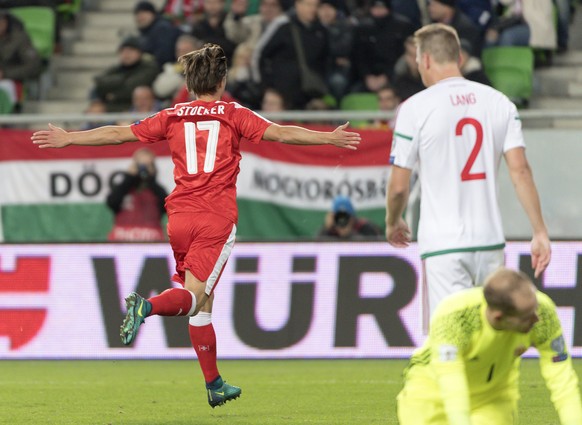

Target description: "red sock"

left=189, top=320, right=219, bottom=384
left=148, top=288, right=195, bottom=316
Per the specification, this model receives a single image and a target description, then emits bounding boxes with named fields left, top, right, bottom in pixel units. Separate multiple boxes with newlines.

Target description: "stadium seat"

left=481, top=47, right=534, bottom=107
left=0, top=89, right=14, bottom=114
left=340, top=92, right=379, bottom=128
left=57, top=0, right=82, bottom=21
left=340, top=92, right=379, bottom=111
left=9, top=6, right=56, bottom=61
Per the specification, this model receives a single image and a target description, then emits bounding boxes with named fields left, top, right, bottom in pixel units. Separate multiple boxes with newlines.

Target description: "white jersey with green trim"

left=391, top=77, right=525, bottom=257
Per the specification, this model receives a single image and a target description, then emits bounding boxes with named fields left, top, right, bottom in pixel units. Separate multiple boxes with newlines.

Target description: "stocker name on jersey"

left=450, top=92, right=476, bottom=106
left=176, top=104, right=226, bottom=116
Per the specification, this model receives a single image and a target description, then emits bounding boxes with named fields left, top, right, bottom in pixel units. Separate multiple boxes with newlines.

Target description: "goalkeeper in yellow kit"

left=397, top=268, right=582, bottom=425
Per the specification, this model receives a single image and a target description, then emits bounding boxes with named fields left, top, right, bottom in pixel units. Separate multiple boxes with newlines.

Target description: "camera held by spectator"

left=106, top=148, right=168, bottom=241
left=318, top=195, right=381, bottom=240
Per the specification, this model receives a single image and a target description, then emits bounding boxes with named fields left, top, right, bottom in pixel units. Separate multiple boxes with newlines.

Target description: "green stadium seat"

left=481, top=47, right=534, bottom=107
left=0, top=89, right=14, bottom=114
left=57, top=0, right=83, bottom=22
left=9, top=6, right=56, bottom=61
left=340, top=92, right=379, bottom=128
left=322, top=93, right=337, bottom=109
left=340, top=92, right=379, bottom=111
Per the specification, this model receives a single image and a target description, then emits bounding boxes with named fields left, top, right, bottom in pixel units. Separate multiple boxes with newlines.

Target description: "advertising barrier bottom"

left=1, top=242, right=581, bottom=359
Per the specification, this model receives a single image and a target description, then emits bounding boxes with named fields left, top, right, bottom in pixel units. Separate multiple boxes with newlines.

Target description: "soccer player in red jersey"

left=32, top=43, right=360, bottom=408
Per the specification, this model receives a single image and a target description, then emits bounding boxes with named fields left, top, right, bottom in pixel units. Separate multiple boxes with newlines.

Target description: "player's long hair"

left=414, top=23, right=460, bottom=65
left=179, top=43, right=228, bottom=97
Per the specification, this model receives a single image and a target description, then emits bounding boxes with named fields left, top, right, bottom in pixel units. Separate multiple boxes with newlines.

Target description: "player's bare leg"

left=185, top=270, right=241, bottom=408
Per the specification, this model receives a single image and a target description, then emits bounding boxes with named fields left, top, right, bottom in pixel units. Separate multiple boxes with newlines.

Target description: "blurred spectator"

left=191, top=0, right=237, bottom=62
left=80, top=99, right=112, bottom=130
left=226, top=42, right=263, bottom=108
left=351, top=0, right=415, bottom=93
left=229, top=0, right=262, bottom=15
left=486, top=0, right=530, bottom=47
left=153, top=34, right=203, bottom=101
left=118, top=85, right=161, bottom=125
left=131, top=85, right=161, bottom=113
left=261, top=87, right=289, bottom=111
left=134, top=1, right=183, bottom=67
left=457, top=0, right=493, bottom=32
left=392, top=0, right=422, bottom=28
left=171, top=82, right=238, bottom=104
left=225, top=0, right=284, bottom=47
left=522, top=0, right=556, bottom=56
left=258, top=0, right=330, bottom=109
left=224, top=0, right=251, bottom=43
left=250, top=2, right=290, bottom=85
left=163, top=0, right=204, bottom=31
left=93, top=36, right=159, bottom=112
left=373, top=84, right=400, bottom=129
left=318, top=195, right=381, bottom=240
left=318, top=0, right=353, bottom=101
left=427, top=0, right=483, bottom=57
left=106, top=148, right=168, bottom=242
left=460, top=39, right=491, bottom=85
left=554, top=0, right=571, bottom=52
left=392, top=36, right=424, bottom=100
left=0, top=10, right=42, bottom=104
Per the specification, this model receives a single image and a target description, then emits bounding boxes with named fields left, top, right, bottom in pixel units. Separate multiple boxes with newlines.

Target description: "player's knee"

left=190, top=293, right=209, bottom=316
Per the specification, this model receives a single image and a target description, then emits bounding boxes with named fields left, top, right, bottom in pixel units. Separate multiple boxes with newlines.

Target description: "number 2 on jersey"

left=456, top=118, right=486, bottom=181
left=184, top=120, right=220, bottom=174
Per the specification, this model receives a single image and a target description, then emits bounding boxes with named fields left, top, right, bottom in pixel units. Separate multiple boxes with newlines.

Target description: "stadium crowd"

left=0, top=0, right=576, bottom=117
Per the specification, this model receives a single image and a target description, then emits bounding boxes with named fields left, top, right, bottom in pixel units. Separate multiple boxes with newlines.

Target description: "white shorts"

left=422, top=249, right=504, bottom=329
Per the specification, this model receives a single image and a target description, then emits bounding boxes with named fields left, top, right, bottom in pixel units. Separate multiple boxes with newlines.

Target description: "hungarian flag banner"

left=0, top=127, right=392, bottom=242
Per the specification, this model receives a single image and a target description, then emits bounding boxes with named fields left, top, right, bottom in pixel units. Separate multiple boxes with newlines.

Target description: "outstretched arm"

left=31, top=123, right=139, bottom=149
left=262, top=122, right=360, bottom=150
left=505, top=147, right=551, bottom=278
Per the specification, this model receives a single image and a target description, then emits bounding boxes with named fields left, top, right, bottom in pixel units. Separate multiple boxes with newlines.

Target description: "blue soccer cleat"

left=207, top=377, right=242, bottom=408
left=120, top=292, right=149, bottom=345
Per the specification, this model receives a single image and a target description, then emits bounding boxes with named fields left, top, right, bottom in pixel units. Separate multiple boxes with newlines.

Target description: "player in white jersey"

left=385, top=23, right=551, bottom=325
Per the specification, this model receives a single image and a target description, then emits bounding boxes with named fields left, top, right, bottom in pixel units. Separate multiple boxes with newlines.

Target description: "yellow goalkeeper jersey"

left=400, top=287, right=582, bottom=425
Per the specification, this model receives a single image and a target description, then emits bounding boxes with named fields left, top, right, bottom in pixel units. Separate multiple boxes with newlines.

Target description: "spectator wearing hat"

left=318, top=195, right=382, bottom=239
left=427, top=0, right=483, bottom=57
left=134, top=0, right=183, bottom=67
left=317, top=0, right=354, bottom=101
left=351, top=0, right=415, bottom=93
left=93, top=36, right=160, bottom=112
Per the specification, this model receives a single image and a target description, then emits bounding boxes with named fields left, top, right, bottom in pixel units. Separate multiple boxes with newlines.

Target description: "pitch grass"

left=1, top=359, right=581, bottom=424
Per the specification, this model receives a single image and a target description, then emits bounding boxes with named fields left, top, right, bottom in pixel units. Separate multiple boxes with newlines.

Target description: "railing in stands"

left=1, top=109, right=582, bottom=127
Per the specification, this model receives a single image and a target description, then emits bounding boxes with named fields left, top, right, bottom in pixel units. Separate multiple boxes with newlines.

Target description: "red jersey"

left=131, top=100, right=272, bottom=223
